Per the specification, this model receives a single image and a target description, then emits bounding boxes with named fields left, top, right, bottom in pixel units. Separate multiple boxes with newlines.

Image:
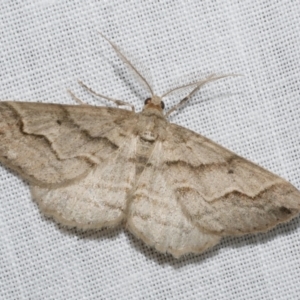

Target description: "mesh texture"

left=1, top=1, right=300, bottom=299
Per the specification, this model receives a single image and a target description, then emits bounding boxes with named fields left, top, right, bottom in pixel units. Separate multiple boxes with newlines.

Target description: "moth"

left=1, top=34, right=300, bottom=258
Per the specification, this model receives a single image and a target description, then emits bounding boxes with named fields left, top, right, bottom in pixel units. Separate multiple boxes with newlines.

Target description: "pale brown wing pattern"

left=163, top=123, right=300, bottom=236
left=32, top=136, right=137, bottom=229
left=0, top=101, right=138, bottom=229
left=0, top=102, right=136, bottom=186
left=126, top=141, right=221, bottom=258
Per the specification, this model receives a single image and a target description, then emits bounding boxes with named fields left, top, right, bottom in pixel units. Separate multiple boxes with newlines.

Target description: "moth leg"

left=78, top=80, right=135, bottom=111
left=67, top=89, right=87, bottom=105
left=164, top=74, right=232, bottom=117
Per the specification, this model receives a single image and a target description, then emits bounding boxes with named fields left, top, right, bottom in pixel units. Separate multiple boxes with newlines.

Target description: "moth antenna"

left=99, top=32, right=154, bottom=96
left=164, top=74, right=237, bottom=117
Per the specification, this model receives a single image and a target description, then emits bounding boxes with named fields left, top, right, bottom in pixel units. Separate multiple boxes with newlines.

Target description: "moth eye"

left=144, top=98, right=164, bottom=109
left=144, top=98, right=151, bottom=105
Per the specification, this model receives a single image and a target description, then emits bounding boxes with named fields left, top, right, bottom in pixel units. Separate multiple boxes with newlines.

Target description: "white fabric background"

left=1, top=1, right=300, bottom=299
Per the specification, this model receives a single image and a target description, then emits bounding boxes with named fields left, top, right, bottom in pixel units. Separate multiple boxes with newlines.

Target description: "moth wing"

left=31, top=136, right=137, bottom=229
left=0, top=101, right=138, bottom=229
left=126, top=141, right=221, bottom=258
left=163, top=123, right=300, bottom=236
left=0, top=101, right=136, bottom=186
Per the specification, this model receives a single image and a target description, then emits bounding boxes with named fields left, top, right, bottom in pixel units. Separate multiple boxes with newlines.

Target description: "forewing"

left=0, top=101, right=136, bottom=186
left=0, top=101, right=138, bottom=229
left=163, top=123, right=300, bottom=236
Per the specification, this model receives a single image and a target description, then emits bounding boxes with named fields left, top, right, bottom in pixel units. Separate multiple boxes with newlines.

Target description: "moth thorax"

left=140, top=130, right=157, bottom=141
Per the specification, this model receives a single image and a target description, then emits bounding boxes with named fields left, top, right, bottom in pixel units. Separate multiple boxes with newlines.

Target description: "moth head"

left=144, top=96, right=165, bottom=111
